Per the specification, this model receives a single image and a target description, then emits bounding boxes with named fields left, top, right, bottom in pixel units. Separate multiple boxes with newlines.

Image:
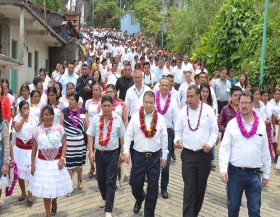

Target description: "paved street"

left=1, top=147, right=280, bottom=217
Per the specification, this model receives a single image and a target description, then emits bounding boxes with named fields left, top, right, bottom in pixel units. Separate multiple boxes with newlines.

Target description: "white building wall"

left=2, top=25, right=49, bottom=93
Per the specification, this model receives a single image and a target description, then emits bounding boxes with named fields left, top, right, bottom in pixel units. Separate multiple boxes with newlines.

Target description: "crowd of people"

left=0, top=27, right=279, bottom=217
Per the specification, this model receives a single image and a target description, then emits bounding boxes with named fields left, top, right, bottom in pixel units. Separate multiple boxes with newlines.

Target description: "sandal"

left=27, top=199, right=33, bottom=207
left=88, top=168, right=95, bottom=178
left=51, top=199, right=57, bottom=216
left=18, top=196, right=26, bottom=201
left=77, top=180, right=83, bottom=190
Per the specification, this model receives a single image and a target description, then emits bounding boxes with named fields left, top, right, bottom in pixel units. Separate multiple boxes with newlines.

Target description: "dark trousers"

left=161, top=130, right=174, bottom=190
left=227, top=163, right=262, bottom=217
left=129, top=150, right=161, bottom=217
left=181, top=148, right=211, bottom=217
left=218, top=100, right=228, bottom=114
left=95, top=149, right=119, bottom=212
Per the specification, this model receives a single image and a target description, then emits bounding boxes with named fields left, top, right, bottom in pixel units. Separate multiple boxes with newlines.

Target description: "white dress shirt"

left=253, top=101, right=269, bottom=121
left=124, top=110, right=169, bottom=159
left=157, top=94, right=179, bottom=129
left=174, top=102, right=218, bottom=150
left=178, top=81, right=195, bottom=108
left=172, top=66, right=185, bottom=84
left=125, top=85, right=150, bottom=117
left=219, top=117, right=271, bottom=179
left=142, top=72, right=157, bottom=86
left=182, top=62, right=194, bottom=73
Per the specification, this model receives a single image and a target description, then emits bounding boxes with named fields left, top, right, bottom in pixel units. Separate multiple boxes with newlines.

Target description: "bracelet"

left=60, top=157, right=65, bottom=161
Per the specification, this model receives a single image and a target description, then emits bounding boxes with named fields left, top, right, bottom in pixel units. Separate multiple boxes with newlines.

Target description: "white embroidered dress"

left=28, top=123, right=73, bottom=198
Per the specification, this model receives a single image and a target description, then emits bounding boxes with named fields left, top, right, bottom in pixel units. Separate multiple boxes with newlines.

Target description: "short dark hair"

left=238, top=91, right=254, bottom=102
left=260, top=89, right=268, bottom=96
left=41, top=104, right=55, bottom=122
left=124, top=62, right=131, bottom=67
left=198, top=72, right=207, bottom=78
left=101, top=95, right=113, bottom=104
left=143, top=61, right=150, bottom=67
left=143, top=91, right=155, bottom=101
left=230, top=86, right=242, bottom=96
left=67, top=92, right=79, bottom=103
left=19, top=100, right=29, bottom=110
left=188, top=84, right=200, bottom=95
left=140, top=56, right=145, bottom=60
left=82, top=63, right=89, bottom=68
left=220, top=67, right=227, bottom=71
left=30, top=90, right=41, bottom=98
left=32, top=76, right=42, bottom=86
left=250, top=87, right=260, bottom=95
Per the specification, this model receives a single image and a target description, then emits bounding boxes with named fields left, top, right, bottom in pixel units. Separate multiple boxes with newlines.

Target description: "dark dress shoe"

left=161, top=190, right=168, bottom=199
left=133, top=201, right=142, bottom=213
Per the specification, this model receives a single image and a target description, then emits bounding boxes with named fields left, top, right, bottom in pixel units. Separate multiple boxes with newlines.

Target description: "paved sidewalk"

left=1, top=148, right=280, bottom=217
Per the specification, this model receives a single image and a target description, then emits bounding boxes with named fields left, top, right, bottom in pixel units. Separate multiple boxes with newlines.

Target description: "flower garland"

left=266, top=118, right=275, bottom=160
left=6, top=162, right=19, bottom=197
left=99, top=116, right=113, bottom=147
left=155, top=91, right=171, bottom=115
left=187, top=102, right=203, bottom=131
left=236, top=110, right=259, bottom=138
left=139, top=106, right=158, bottom=138
left=113, top=98, right=118, bottom=111
left=69, top=106, right=81, bottom=128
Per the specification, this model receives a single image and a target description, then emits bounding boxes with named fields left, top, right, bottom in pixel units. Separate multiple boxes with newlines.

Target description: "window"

left=11, top=39, right=18, bottom=59
left=28, top=52, right=32, bottom=67
left=131, top=13, right=138, bottom=25
left=34, top=51, right=39, bottom=77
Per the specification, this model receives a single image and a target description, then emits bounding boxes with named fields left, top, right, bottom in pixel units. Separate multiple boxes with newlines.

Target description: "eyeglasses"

left=124, top=68, right=131, bottom=71
left=239, top=102, right=252, bottom=106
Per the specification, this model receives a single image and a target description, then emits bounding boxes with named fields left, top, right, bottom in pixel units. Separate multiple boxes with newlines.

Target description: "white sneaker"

left=100, top=200, right=106, bottom=208
left=105, top=212, right=112, bottom=217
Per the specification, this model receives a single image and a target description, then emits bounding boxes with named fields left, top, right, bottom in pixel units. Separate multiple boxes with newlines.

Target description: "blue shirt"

left=60, top=73, right=79, bottom=96
left=227, top=77, right=238, bottom=87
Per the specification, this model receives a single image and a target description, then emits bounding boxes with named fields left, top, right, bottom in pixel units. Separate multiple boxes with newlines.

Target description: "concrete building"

left=121, top=11, right=141, bottom=35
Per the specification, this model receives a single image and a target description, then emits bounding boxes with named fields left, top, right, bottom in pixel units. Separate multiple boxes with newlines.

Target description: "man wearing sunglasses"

left=115, top=63, right=134, bottom=101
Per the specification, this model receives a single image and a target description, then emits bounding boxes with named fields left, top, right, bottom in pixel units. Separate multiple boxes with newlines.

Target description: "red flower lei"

left=139, top=106, right=158, bottom=138
left=99, top=116, right=114, bottom=147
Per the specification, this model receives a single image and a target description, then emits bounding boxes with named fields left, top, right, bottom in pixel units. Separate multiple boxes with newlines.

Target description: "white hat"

left=191, top=70, right=201, bottom=82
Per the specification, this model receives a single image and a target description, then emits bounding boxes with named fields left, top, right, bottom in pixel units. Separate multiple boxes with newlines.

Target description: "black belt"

left=184, top=148, right=204, bottom=153
left=167, top=128, right=172, bottom=132
left=229, top=163, right=262, bottom=173
left=96, top=148, right=118, bottom=155
left=135, top=150, right=160, bottom=158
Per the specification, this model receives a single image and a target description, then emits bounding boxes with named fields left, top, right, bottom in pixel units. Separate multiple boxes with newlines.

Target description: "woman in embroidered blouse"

left=29, top=105, right=72, bottom=217
left=16, top=84, right=30, bottom=114
left=36, top=83, right=47, bottom=104
left=30, top=90, right=45, bottom=120
left=0, top=83, right=11, bottom=122
left=54, top=82, right=63, bottom=102
left=105, top=84, right=128, bottom=128
left=60, top=92, right=89, bottom=196
left=85, top=84, right=101, bottom=178
left=13, top=100, right=38, bottom=205
left=59, top=82, right=83, bottom=108
left=270, top=89, right=280, bottom=161
left=46, top=86, right=65, bottom=124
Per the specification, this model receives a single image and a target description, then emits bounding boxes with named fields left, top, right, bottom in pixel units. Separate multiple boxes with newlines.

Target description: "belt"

left=135, top=150, right=160, bottom=158
left=16, top=138, right=33, bottom=150
left=38, top=147, right=62, bottom=160
left=167, top=128, right=172, bottom=132
left=96, top=148, right=118, bottom=155
left=184, top=148, right=204, bottom=153
left=229, top=163, right=262, bottom=173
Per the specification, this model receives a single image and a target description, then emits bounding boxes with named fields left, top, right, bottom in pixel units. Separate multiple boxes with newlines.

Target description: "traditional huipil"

left=28, top=123, right=72, bottom=198
left=85, top=99, right=101, bottom=125
left=51, top=103, right=65, bottom=124
left=30, top=101, right=45, bottom=120
left=13, top=113, right=38, bottom=180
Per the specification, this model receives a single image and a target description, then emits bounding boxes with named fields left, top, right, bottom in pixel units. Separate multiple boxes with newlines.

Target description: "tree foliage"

left=34, top=0, right=63, bottom=11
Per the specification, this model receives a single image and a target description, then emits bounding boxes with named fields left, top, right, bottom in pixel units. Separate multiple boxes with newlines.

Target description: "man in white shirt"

left=142, top=62, right=157, bottom=89
left=219, top=91, right=271, bottom=217
left=182, top=55, right=194, bottom=73
left=87, top=96, right=126, bottom=217
left=174, top=85, right=218, bottom=217
left=172, top=58, right=185, bottom=90
left=125, top=70, right=150, bottom=118
left=105, top=62, right=120, bottom=86
left=156, top=78, right=179, bottom=199
left=124, top=91, right=168, bottom=217
left=178, top=71, right=195, bottom=108
left=121, top=47, right=130, bottom=63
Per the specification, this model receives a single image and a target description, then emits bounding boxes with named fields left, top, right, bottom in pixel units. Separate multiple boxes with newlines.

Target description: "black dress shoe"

left=133, top=201, right=142, bottom=213
left=161, top=190, right=168, bottom=199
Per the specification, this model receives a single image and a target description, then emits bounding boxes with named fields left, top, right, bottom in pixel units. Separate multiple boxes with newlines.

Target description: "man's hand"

left=124, top=153, right=130, bottom=164
left=202, top=144, right=211, bottom=153
left=89, top=151, right=95, bottom=165
left=220, top=172, right=228, bottom=184
left=120, top=154, right=124, bottom=163
left=174, top=140, right=183, bottom=149
left=84, top=86, right=91, bottom=92
left=262, top=178, right=269, bottom=187
left=161, top=159, right=167, bottom=169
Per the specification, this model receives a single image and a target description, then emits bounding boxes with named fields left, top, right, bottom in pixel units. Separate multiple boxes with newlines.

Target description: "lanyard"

left=134, top=88, right=144, bottom=98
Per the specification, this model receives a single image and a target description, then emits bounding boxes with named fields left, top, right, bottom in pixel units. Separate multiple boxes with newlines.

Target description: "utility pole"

left=259, top=0, right=269, bottom=88
left=120, top=0, right=122, bottom=31
left=161, top=0, right=164, bottom=48
left=92, top=0, right=94, bottom=27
